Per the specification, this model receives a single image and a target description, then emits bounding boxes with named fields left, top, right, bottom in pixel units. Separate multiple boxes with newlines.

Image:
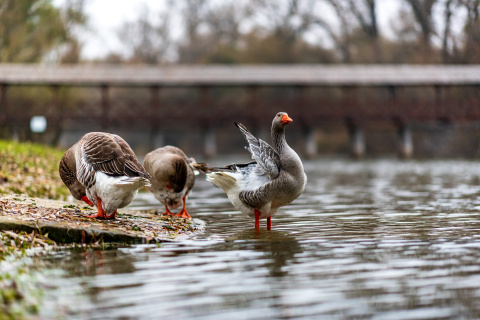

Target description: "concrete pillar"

left=151, top=132, right=165, bottom=150
left=101, top=85, right=110, bottom=130
left=348, top=125, right=365, bottom=159
left=50, top=85, right=62, bottom=146
left=149, top=86, right=161, bottom=150
left=305, top=127, right=317, bottom=159
left=0, top=84, right=7, bottom=138
left=397, top=123, right=413, bottom=159
left=199, top=86, right=216, bottom=157
left=204, top=127, right=217, bottom=158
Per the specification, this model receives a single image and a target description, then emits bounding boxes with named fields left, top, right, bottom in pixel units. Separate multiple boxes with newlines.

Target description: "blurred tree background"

left=0, top=0, right=86, bottom=63
left=1, top=0, right=478, bottom=65
left=103, top=0, right=480, bottom=65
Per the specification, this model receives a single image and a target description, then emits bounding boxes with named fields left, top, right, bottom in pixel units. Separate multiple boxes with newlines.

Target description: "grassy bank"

left=0, top=140, right=69, bottom=200
left=0, top=140, right=68, bottom=319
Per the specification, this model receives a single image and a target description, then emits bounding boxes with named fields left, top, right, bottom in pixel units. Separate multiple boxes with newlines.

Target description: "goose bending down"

left=206, top=112, right=307, bottom=230
left=59, top=132, right=151, bottom=219
left=143, top=146, right=208, bottom=219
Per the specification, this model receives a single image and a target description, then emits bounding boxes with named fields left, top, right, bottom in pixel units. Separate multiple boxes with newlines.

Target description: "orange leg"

left=85, top=197, right=106, bottom=219
left=267, top=217, right=272, bottom=230
left=161, top=204, right=174, bottom=215
left=175, top=195, right=191, bottom=219
left=254, top=209, right=260, bottom=230
left=106, top=210, right=117, bottom=219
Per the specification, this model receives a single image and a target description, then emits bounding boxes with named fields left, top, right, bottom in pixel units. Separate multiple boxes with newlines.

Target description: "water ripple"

left=36, top=159, right=480, bottom=319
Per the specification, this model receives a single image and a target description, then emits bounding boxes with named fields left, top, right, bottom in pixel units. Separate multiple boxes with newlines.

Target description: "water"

left=35, top=159, right=480, bottom=319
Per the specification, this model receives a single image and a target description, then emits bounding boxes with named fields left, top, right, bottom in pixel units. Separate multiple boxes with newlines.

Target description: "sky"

left=65, top=0, right=403, bottom=60
left=79, top=1, right=168, bottom=59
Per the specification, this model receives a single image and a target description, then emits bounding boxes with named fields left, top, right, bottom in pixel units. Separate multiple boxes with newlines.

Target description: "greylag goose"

left=206, top=112, right=307, bottom=230
left=59, top=132, right=151, bottom=219
left=143, top=146, right=207, bottom=218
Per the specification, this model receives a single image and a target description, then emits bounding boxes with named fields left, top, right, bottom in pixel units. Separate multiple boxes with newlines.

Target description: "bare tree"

left=405, top=0, right=438, bottom=47
left=347, top=0, right=382, bottom=62
left=117, top=5, right=172, bottom=64
left=58, top=0, right=87, bottom=63
left=460, top=0, right=480, bottom=62
left=177, top=0, right=250, bottom=63
left=441, top=0, right=455, bottom=62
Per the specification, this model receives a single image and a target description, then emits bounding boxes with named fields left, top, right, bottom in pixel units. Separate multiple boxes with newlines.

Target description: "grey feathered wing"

left=235, top=122, right=281, bottom=179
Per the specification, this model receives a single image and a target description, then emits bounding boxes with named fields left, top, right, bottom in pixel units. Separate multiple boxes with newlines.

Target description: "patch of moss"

left=0, top=140, right=69, bottom=200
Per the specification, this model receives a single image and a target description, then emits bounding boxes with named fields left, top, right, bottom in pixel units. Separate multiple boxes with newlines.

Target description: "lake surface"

left=35, top=159, right=480, bottom=319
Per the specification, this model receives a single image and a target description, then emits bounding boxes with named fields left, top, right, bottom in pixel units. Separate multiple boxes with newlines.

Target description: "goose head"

left=273, top=112, right=293, bottom=129
left=59, top=149, right=93, bottom=206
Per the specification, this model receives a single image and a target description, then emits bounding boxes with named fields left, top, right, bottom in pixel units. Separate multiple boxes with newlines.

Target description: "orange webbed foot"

left=175, top=209, right=191, bottom=219
left=175, top=195, right=191, bottom=219
left=84, top=198, right=106, bottom=219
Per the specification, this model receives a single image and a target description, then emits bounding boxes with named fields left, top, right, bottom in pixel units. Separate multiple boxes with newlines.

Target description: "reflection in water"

left=33, top=159, right=480, bottom=319
left=224, top=229, right=303, bottom=277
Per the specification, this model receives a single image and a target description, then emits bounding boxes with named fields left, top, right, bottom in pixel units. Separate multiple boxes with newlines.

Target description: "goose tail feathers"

left=206, top=172, right=236, bottom=192
left=191, top=162, right=214, bottom=174
left=116, top=176, right=151, bottom=188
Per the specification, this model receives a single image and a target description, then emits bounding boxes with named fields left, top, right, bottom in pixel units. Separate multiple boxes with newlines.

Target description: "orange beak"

left=282, top=113, right=293, bottom=124
left=81, top=195, right=93, bottom=207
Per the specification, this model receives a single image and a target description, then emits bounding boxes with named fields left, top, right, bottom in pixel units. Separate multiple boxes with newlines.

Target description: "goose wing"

left=112, top=134, right=151, bottom=179
left=77, top=132, right=150, bottom=188
left=235, top=122, right=280, bottom=179
left=77, top=133, right=125, bottom=188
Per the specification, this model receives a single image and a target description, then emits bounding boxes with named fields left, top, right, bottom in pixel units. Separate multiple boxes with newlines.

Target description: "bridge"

left=1, top=64, right=479, bottom=158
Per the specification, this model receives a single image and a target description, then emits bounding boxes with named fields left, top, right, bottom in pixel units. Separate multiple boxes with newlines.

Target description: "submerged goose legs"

left=254, top=210, right=272, bottom=231
left=255, top=210, right=260, bottom=230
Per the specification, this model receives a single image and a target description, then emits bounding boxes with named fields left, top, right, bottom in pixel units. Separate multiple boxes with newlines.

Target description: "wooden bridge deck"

left=0, top=64, right=479, bottom=86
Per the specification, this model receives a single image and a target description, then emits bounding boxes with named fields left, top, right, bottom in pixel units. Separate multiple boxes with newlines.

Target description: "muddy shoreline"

left=0, top=195, right=205, bottom=244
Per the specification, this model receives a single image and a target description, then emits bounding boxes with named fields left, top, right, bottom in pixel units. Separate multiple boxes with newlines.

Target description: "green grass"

left=0, top=140, right=69, bottom=200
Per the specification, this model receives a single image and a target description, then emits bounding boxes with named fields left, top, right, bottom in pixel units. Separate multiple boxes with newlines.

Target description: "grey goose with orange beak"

left=206, top=112, right=307, bottom=230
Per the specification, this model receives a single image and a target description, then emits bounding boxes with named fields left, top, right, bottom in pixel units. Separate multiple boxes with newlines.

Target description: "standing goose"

left=206, top=112, right=307, bottom=230
left=59, top=132, right=151, bottom=219
left=143, top=146, right=207, bottom=218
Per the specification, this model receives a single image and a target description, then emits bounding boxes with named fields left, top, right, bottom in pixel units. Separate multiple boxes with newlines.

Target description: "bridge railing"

left=0, top=64, right=479, bottom=158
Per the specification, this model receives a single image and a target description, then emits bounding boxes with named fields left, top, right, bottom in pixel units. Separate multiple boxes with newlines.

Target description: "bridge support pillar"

left=348, top=124, right=365, bottom=159
left=100, top=85, right=110, bottom=130
left=50, top=85, right=62, bottom=146
left=204, top=127, right=217, bottom=158
left=149, top=86, right=162, bottom=151
left=397, top=123, right=413, bottom=159
left=0, top=84, right=7, bottom=139
left=305, top=127, right=317, bottom=159
left=150, top=132, right=164, bottom=150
